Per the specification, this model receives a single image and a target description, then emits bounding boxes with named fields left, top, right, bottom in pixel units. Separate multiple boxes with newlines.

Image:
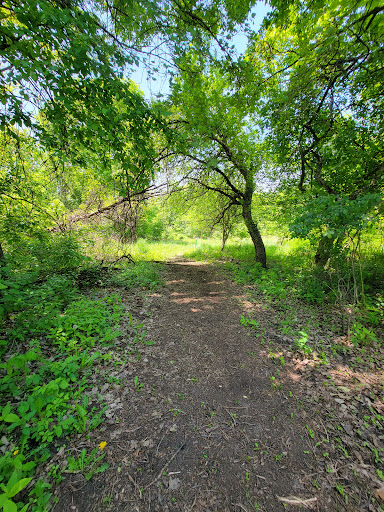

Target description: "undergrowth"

left=224, top=239, right=384, bottom=360
left=0, top=254, right=162, bottom=511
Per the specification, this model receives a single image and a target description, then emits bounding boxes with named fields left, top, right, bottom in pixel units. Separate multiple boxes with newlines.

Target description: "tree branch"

left=182, top=153, right=243, bottom=198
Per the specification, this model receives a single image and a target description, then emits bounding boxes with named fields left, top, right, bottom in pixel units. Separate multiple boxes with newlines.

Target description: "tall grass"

left=80, top=226, right=384, bottom=304
left=186, top=236, right=313, bottom=266
left=81, top=233, right=193, bottom=262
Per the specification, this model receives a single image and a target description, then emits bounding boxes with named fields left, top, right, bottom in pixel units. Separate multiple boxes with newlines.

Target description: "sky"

left=131, top=1, right=271, bottom=100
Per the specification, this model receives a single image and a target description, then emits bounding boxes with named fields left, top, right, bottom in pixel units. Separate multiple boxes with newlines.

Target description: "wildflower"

left=13, top=450, right=19, bottom=456
left=99, top=441, right=107, bottom=450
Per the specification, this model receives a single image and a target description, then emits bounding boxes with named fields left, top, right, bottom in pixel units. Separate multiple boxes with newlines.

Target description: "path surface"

left=55, top=260, right=330, bottom=512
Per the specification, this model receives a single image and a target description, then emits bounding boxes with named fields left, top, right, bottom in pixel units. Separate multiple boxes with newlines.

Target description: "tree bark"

left=0, top=243, right=5, bottom=268
left=221, top=227, right=229, bottom=251
left=314, top=235, right=334, bottom=267
left=242, top=197, right=267, bottom=268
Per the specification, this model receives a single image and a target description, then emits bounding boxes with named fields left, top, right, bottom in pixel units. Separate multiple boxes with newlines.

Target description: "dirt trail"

left=55, top=260, right=333, bottom=512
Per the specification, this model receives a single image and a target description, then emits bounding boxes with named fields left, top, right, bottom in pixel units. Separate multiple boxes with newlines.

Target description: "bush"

left=8, top=232, right=86, bottom=275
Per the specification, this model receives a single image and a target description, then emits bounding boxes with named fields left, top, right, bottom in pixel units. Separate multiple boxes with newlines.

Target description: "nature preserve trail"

left=55, top=260, right=329, bottom=512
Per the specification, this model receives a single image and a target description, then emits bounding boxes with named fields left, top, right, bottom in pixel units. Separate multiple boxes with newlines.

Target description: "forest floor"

left=53, top=259, right=384, bottom=512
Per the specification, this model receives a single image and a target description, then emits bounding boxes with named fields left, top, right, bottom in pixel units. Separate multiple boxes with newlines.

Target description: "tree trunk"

left=314, top=235, right=334, bottom=267
left=221, top=220, right=230, bottom=251
left=242, top=199, right=267, bottom=268
left=221, top=228, right=229, bottom=251
left=0, top=243, right=5, bottom=268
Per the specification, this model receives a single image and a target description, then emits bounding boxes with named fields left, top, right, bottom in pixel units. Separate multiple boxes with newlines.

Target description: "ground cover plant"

left=0, top=243, right=163, bottom=511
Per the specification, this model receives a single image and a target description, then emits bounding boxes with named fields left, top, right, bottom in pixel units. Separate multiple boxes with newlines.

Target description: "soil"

left=52, top=259, right=383, bottom=512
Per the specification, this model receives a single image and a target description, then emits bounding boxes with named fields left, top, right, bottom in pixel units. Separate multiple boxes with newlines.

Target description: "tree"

left=245, top=0, right=384, bottom=265
left=0, top=0, right=259, bottom=250
left=165, top=57, right=267, bottom=266
left=1, top=0, right=255, bottom=158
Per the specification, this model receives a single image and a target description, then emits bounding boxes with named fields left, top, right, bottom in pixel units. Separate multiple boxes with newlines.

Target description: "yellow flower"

left=99, top=441, right=107, bottom=450
left=13, top=450, right=19, bottom=456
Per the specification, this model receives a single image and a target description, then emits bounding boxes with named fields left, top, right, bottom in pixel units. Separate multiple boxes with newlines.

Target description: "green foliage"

left=0, top=278, right=128, bottom=511
left=350, top=322, right=378, bottom=347
left=294, top=331, right=312, bottom=354
left=23, top=233, right=87, bottom=274
left=240, top=315, right=259, bottom=329
left=49, top=296, right=123, bottom=351
left=66, top=447, right=109, bottom=481
left=136, top=204, right=166, bottom=241
left=0, top=450, right=51, bottom=512
left=108, top=262, right=163, bottom=290
left=0, top=269, right=78, bottom=324
left=228, top=259, right=328, bottom=305
left=246, top=0, right=384, bottom=268
left=290, top=194, right=382, bottom=244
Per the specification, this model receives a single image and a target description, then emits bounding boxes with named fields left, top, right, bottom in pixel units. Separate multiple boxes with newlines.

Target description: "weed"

left=108, top=262, right=163, bottom=290
left=67, top=446, right=109, bottom=480
left=103, top=495, right=113, bottom=506
left=335, top=483, right=348, bottom=503
left=240, top=315, right=259, bottom=330
left=306, top=425, right=315, bottom=439
left=351, top=322, right=378, bottom=347
left=294, top=331, right=312, bottom=354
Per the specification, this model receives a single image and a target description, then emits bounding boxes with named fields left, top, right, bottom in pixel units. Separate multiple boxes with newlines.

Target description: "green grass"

left=108, top=261, right=163, bottom=289
left=83, top=229, right=384, bottom=318
left=84, top=236, right=197, bottom=262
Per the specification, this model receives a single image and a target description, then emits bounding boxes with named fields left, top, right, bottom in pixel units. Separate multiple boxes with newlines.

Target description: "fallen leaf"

left=375, top=486, right=384, bottom=501
left=141, top=439, right=154, bottom=448
left=168, top=477, right=181, bottom=490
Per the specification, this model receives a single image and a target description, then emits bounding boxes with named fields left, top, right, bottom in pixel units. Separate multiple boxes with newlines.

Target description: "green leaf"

left=3, top=414, right=20, bottom=423
left=1, top=404, right=11, bottom=418
left=7, top=477, right=32, bottom=498
left=21, top=461, right=35, bottom=472
left=3, top=499, right=17, bottom=512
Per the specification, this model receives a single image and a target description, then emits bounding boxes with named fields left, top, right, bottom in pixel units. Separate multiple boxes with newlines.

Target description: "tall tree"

left=166, top=56, right=267, bottom=266
left=245, top=0, right=384, bottom=264
left=1, top=0, right=258, bottom=239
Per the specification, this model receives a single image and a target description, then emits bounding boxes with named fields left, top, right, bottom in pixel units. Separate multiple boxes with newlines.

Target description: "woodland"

left=0, top=0, right=384, bottom=510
